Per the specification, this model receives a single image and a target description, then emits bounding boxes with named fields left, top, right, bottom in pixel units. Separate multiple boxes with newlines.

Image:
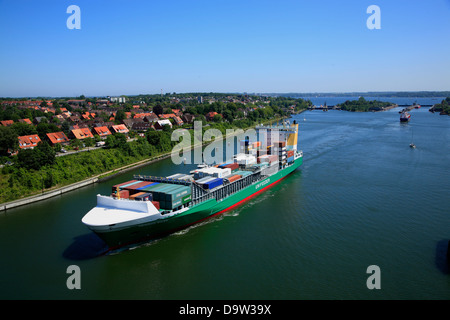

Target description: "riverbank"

left=0, top=115, right=294, bottom=211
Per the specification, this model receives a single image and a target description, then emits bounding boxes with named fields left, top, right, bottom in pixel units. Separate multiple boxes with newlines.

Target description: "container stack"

left=225, top=174, right=242, bottom=183
left=194, top=167, right=232, bottom=179
left=287, top=150, right=295, bottom=163
left=234, top=153, right=257, bottom=166
left=219, top=162, right=239, bottom=172
left=111, top=180, right=139, bottom=193
left=196, top=176, right=224, bottom=190
left=147, top=183, right=192, bottom=210
left=240, top=140, right=260, bottom=156
left=274, top=141, right=286, bottom=165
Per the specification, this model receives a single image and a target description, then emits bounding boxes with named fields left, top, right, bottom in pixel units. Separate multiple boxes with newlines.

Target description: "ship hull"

left=91, top=157, right=303, bottom=250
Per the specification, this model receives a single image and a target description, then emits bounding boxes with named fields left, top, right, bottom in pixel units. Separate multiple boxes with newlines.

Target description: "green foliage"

left=431, top=97, right=450, bottom=115
left=0, top=126, right=18, bottom=156
left=17, top=141, right=55, bottom=170
left=338, top=97, right=394, bottom=112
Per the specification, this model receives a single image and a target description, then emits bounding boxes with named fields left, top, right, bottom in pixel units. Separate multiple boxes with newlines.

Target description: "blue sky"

left=0, top=0, right=449, bottom=97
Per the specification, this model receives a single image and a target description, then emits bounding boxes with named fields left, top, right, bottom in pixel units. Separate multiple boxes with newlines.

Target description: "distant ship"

left=82, top=123, right=303, bottom=250
left=400, top=112, right=411, bottom=122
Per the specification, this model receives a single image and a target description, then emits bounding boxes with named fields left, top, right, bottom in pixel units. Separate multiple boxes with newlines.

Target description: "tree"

left=0, top=126, right=18, bottom=156
left=17, top=141, right=55, bottom=170
left=153, top=104, right=163, bottom=115
left=105, top=135, right=117, bottom=149
left=115, top=109, right=126, bottom=124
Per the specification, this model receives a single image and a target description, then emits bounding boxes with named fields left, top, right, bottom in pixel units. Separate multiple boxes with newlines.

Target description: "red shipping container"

left=112, top=180, right=138, bottom=192
left=112, top=189, right=130, bottom=199
left=224, top=163, right=239, bottom=171
left=268, top=155, right=278, bottom=163
left=123, top=181, right=154, bottom=190
left=287, top=150, right=294, bottom=158
left=152, top=201, right=160, bottom=210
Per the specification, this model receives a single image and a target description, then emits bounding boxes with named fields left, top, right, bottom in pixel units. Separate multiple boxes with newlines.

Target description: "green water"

left=0, top=107, right=449, bottom=299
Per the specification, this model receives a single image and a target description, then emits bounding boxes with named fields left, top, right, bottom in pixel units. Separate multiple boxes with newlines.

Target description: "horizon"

left=1, top=0, right=450, bottom=97
left=1, top=90, right=450, bottom=100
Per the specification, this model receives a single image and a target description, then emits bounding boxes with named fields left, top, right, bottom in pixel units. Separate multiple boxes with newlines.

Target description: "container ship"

left=82, top=122, right=303, bottom=250
left=400, top=111, right=411, bottom=122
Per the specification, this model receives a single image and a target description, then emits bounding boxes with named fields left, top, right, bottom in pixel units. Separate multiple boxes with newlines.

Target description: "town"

left=0, top=93, right=310, bottom=203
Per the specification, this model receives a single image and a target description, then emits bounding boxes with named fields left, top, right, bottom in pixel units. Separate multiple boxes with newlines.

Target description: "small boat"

left=410, top=143, right=416, bottom=149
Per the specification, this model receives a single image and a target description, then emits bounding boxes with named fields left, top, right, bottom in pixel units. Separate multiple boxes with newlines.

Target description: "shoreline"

left=0, top=115, right=294, bottom=212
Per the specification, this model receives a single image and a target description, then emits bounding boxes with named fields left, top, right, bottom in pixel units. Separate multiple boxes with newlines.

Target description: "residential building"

left=93, top=126, right=112, bottom=139
left=154, top=119, right=172, bottom=130
left=1, top=120, right=14, bottom=126
left=46, top=132, right=70, bottom=145
left=18, top=134, right=41, bottom=149
left=111, top=124, right=129, bottom=135
left=71, top=128, right=94, bottom=140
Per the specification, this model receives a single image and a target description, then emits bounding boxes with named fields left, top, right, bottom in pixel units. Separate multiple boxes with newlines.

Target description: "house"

left=172, top=116, right=184, bottom=126
left=111, top=124, right=129, bottom=135
left=154, top=119, right=172, bottom=130
left=18, top=134, right=41, bottom=149
left=159, top=113, right=176, bottom=120
left=18, top=118, right=32, bottom=125
left=182, top=113, right=195, bottom=124
left=46, top=132, right=70, bottom=145
left=143, top=113, right=159, bottom=123
left=68, top=116, right=81, bottom=124
left=93, top=126, right=112, bottom=139
left=33, top=116, right=47, bottom=124
left=71, top=128, right=94, bottom=140
left=132, top=121, right=153, bottom=132
left=0, top=120, right=14, bottom=126
left=206, top=111, right=220, bottom=121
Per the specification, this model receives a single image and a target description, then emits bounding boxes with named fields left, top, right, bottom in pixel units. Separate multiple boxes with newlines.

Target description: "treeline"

left=337, top=97, right=394, bottom=112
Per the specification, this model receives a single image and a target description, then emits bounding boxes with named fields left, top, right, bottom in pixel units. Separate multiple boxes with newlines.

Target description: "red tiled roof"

left=18, top=134, right=41, bottom=149
left=46, top=132, right=69, bottom=145
left=1, top=120, right=14, bottom=126
left=19, top=118, right=32, bottom=125
left=93, top=126, right=112, bottom=136
left=111, top=124, right=129, bottom=134
left=72, top=128, right=94, bottom=139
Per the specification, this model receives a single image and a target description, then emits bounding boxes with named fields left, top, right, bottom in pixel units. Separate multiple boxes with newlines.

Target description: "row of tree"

left=337, top=97, right=394, bottom=112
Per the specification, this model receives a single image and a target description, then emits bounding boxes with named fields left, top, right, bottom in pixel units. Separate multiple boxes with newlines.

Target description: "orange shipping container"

left=287, top=150, right=294, bottom=158
left=227, top=175, right=241, bottom=183
left=130, top=192, right=146, bottom=199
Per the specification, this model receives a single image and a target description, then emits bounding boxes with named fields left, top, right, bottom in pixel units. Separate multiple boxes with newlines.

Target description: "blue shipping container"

left=203, top=178, right=223, bottom=189
left=287, top=156, right=294, bottom=163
